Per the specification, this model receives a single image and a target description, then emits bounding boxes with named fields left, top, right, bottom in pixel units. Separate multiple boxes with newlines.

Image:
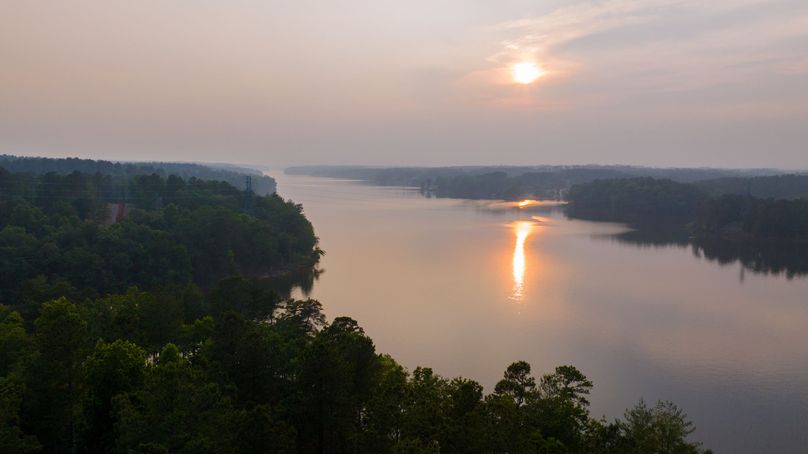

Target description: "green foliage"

left=567, top=178, right=707, bottom=225
left=78, top=340, right=147, bottom=453
left=209, top=276, right=280, bottom=320
left=535, top=365, right=594, bottom=451
left=22, top=298, right=89, bottom=453
left=0, top=306, right=31, bottom=377
left=568, top=177, right=808, bottom=241
left=359, top=354, right=408, bottom=451
left=620, top=399, right=703, bottom=454
left=495, top=360, right=536, bottom=406
left=696, top=195, right=808, bottom=240
left=2, top=285, right=709, bottom=453
left=392, top=438, right=441, bottom=453
left=113, top=343, right=247, bottom=453
left=0, top=167, right=319, bottom=308
left=0, top=161, right=713, bottom=453
left=296, top=317, right=380, bottom=451
left=0, top=377, right=41, bottom=453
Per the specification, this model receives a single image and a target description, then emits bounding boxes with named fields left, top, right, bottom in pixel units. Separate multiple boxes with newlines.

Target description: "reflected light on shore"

left=511, top=221, right=534, bottom=302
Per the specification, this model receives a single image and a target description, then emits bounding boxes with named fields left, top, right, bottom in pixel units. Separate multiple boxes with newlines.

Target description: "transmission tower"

left=244, top=176, right=253, bottom=213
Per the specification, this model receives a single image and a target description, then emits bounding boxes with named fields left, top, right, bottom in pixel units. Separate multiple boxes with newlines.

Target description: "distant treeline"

left=0, top=155, right=276, bottom=195
left=286, top=164, right=788, bottom=200
left=287, top=165, right=808, bottom=241
left=567, top=178, right=808, bottom=241
left=697, top=174, right=808, bottom=200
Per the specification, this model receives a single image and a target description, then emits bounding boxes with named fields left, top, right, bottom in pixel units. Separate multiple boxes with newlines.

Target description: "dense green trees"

left=695, top=195, right=808, bottom=240
left=620, top=400, right=701, bottom=454
left=0, top=283, right=709, bottom=453
left=0, top=167, right=320, bottom=311
left=567, top=178, right=808, bottom=241
left=566, top=178, right=707, bottom=225
left=22, top=298, right=89, bottom=453
left=0, top=376, right=41, bottom=453
left=78, top=340, right=146, bottom=453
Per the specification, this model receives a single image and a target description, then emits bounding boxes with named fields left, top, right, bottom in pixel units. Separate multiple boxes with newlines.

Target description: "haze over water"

left=275, top=172, right=808, bottom=454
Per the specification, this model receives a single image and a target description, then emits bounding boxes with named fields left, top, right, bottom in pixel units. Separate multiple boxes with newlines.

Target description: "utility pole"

left=244, top=175, right=253, bottom=213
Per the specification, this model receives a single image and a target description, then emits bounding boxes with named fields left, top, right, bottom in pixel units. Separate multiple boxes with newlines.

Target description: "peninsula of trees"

left=567, top=178, right=808, bottom=241
left=0, top=166, right=319, bottom=320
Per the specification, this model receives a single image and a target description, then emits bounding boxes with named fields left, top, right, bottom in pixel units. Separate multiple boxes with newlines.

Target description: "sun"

left=513, top=62, right=542, bottom=84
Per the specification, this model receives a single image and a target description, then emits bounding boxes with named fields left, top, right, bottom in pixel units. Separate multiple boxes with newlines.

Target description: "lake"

left=272, top=172, right=808, bottom=453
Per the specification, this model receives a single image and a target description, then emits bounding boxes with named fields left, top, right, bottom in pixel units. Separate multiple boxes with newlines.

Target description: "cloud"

left=1, top=0, right=806, bottom=167
left=486, top=0, right=808, bottom=102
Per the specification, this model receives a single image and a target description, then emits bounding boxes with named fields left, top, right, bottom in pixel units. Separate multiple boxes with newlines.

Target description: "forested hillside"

left=0, top=167, right=319, bottom=320
left=567, top=178, right=808, bottom=241
left=566, top=178, right=707, bottom=225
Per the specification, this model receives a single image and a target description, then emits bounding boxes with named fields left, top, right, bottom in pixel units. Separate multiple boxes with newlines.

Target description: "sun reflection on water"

left=511, top=221, right=534, bottom=302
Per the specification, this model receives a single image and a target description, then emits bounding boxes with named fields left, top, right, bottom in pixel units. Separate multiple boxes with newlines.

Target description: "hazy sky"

left=2, top=0, right=807, bottom=168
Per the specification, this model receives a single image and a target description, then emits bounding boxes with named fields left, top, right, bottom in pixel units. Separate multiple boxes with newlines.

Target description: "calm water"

left=273, top=172, right=808, bottom=453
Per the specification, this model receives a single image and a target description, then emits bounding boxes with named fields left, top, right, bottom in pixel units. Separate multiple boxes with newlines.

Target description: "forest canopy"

left=0, top=166, right=319, bottom=319
left=0, top=160, right=709, bottom=453
left=566, top=177, right=808, bottom=241
left=1, top=280, right=710, bottom=453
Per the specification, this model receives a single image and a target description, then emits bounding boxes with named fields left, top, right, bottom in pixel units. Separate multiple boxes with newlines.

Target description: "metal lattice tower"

left=244, top=175, right=253, bottom=213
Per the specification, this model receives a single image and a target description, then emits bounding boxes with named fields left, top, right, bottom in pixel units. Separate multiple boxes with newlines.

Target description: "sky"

left=1, top=0, right=807, bottom=168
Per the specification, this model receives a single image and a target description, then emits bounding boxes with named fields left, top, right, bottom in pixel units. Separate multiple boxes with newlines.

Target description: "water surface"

left=274, top=172, right=808, bottom=453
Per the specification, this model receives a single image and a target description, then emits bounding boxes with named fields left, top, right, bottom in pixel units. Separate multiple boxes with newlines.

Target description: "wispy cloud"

left=1, top=0, right=806, bottom=167
left=487, top=0, right=808, bottom=100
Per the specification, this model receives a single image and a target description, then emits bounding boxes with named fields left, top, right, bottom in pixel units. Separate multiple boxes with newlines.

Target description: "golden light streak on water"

left=511, top=221, right=534, bottom=302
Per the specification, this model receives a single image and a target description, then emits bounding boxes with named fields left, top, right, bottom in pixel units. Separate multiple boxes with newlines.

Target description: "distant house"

left=104, top=202, right=126, bottom=226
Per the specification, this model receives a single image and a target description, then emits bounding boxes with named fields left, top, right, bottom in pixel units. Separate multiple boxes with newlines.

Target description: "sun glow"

left=513, top=62, right=542, bottom=84
left=517, top=199, right=539, bottom=208
left=511, top=221, right=534, bottom=302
